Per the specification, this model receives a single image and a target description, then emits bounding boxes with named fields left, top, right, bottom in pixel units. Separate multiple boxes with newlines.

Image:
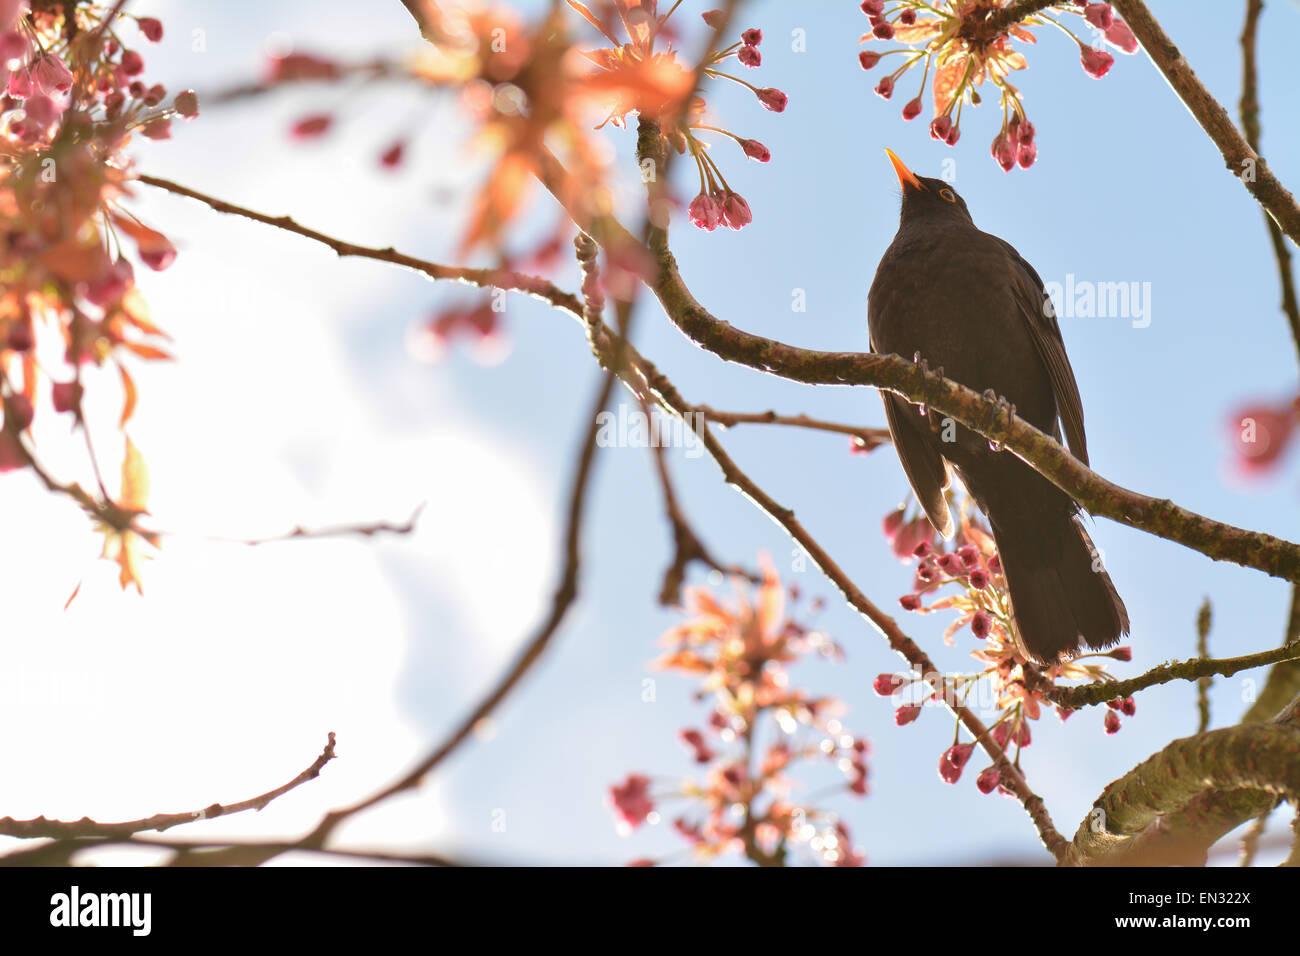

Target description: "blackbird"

left=868, top=149, right=1128, bottom=664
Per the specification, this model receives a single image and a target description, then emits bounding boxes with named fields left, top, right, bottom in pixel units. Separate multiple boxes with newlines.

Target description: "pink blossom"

left=721, top=192, right=752, bottom=230
left=138, top=16, right=164, bottom=43
left=739, top=138, right=770, bottom=162
left=688, top=192, right=723, bottom=231
left=938, top=742, right=975, bottom=783
left=755, top=87, right=787, bottom=112
left=1104, top=19, right=1139, bottom=54
left=1080, top=46, right=1114, bottom=79
left=1084, top=2, right=1114, bottom=30
left=608, top=774, right=655, bottom=830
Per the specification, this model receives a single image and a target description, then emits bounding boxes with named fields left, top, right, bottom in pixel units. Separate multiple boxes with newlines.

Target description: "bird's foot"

left=981, top=390, right=1015, bottom=452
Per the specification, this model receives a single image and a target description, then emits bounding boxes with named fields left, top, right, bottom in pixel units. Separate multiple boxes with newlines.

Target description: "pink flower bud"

left=988, top=552, right=1002, bottom=574
left=976, top=766, right=1001, bottom=794
left=1080, top=46, right=1114, bottom=78
left=874, top=76, right=894, bottom=99
left=34, top=55, right=74, bottom=95
left=5, top=394, right=33, bottom=431
left=992, top=723, right=1010, bottom=747
left=881, top=506, right=906, bottom=539
left=1056, top=706, right=1075, bottom=721
left=939, top=742, right=975, bottom=783
left=991, top=132, right=1016, bottom=172
left=900, top=8, right=917, bottom=25
left=137, top=233, right=177, bottom=271
left=138, top=17, right=164, bottom=42
left=721, top=191, right=752, bottom=230
left=121, top=49, right=145, bottom=76
left=174, top=89, right=199, bottom=117
left=1104, top=19, right=1139, bottom=54
left=380, top=140, right=406, bottom=168
left=873, top=673, right=905, bottom=696
left=860, top=1, right=885, bottom=15
left=894, top=704, right=922, bottom=726
left=7, top=67, right=31, bottom=98
left=756, top=87, right=787, bottom=112
left=701, top=9, right=725, bottom=28
left=1016, top=141, right=1038, bottom=169
left=971, top=610, right=991, bottom=639
left=901, top=95, right=922, bottom=120
left=688, top=192, right=723, bottom=231
left=1109, top=646, right=1132, bottom=662
left=739, top=138, right=770, bottom=162
left=858, top=50, right=882, bottom=70
left=944, top=123, right=961, bottom=146
left=899, top=593, right=921, bottom=611
left=738, top=44, right=760, bottom=68
left=969, top=568, right=989, bottom=590
left=1084, top=2, right=1114, bottom=29
left=741, top=28, right=762, bottom=46
left=929, top=114, right=952, bottom=141
left=1017, top=722, right=1032, bottom=747
left=872, top=21, right=894, bottom=40
left=291, top=113, right=332, bottom=139
left=1104, top=710, right=1121, bottom=734
left=141, top=116, right=171, bottom=139
left=957, top=545, right=979, bottom=567
left=52, top=381, right=83, bottom=413
left=1120, top=697, right=1136, bottom=716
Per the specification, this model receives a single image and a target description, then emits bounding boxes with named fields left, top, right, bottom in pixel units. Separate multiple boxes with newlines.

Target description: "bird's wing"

left=871, top=341, right=955, bottom=539
left=991, top=236, right=1089, bottom=466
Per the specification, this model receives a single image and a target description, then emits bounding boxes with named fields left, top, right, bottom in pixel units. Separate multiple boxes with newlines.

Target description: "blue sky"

left=3, top=1, right=1297, bottom=866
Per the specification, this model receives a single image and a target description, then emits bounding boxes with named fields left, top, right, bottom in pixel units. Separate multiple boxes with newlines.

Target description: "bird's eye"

left=939, top=188, right=957, bottom=203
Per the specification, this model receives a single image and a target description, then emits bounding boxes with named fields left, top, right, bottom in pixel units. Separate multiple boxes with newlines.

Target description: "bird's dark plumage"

left=868, top=156, right=1128, bottom=664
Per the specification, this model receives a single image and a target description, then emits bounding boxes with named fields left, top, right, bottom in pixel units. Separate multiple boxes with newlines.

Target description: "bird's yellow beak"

left=885, top=148, right=926, bottom=192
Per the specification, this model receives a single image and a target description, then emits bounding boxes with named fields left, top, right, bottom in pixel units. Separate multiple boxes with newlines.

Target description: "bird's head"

left=884, top=148, right=973, bottom=226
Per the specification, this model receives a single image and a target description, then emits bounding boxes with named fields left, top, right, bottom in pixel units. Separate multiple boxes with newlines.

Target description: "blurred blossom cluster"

left=609, top=557, right=869, bottom=867
left=1227, top=394, right=1300, bottom=479
left=857, top=0, right=1137, bottom=170
left=1, top=1, right=196, bottom=591
left=875, top=500, right=1135, bottom=792
left=275, top=2, right=786, bottom=359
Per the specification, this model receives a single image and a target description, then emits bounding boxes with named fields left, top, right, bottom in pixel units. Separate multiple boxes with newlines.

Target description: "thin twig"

left=0, top=733, right=336, bottom=843
left=1112, top=0, right=1300, bottom=244
left=697, top=406, right=891, bottom=451
left=1196, top=597, right=1213, bottom=734
left=1239, top=0, right=1300, bottom=360
left=136, top=174, right=584, bottom=317
left=195, top=504, right=424, bottom=546
left=1041, top=641, right=1300, bottom=709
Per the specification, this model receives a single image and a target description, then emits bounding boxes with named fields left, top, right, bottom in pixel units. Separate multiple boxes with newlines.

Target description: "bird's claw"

left=981, top=390, right=1016, bottom=451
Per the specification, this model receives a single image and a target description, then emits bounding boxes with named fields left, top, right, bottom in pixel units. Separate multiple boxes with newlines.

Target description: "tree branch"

left=531, top=142, right=1300, bottom=588
left=1063, top=693, right=1300, bottom=866
left=0, top=733, right=336, bottom=844
left=1041, top=641, right=1300, bottom=709
left=1111, top=0, right=1300, bottom=245
left=135, top=174, right=583, bottom=317
left=1239, top=0, right=1300, bottom=359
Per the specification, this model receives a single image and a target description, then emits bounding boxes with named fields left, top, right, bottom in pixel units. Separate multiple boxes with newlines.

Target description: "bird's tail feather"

left=992, top=511, right=1129, bottom=664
